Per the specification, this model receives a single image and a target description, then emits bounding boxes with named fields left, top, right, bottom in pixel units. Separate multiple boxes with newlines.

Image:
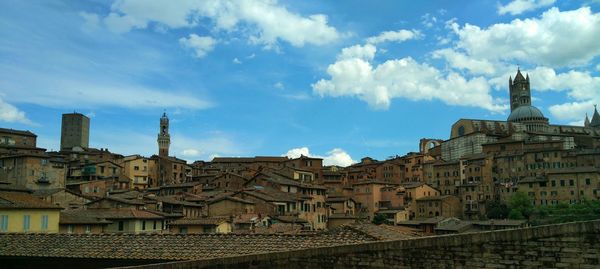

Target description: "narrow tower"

left=157, top=112, right=170, bottom=157
left=60, top=112, right=90, bottom=150
left=509, top=68, right=531, bottom=112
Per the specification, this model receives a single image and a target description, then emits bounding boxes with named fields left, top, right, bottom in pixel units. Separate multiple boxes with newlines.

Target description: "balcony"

left=37, top=177, right=50, bottom=184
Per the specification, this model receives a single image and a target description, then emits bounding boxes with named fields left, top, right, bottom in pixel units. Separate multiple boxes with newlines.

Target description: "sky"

left=1, top=0, right=600, bottom=166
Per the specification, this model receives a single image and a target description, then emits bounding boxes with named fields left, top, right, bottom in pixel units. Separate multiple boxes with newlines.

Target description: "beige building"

left=169, top=217, right=232, bottom=234
left=415, top=195, right=461, bottom=219
left=118, top=155, right=156, bottom=190
left=0, top=191, right=62, bottom=234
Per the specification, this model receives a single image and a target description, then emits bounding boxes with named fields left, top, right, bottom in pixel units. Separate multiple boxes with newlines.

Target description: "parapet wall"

left=117, top=220, right=600, bottom=269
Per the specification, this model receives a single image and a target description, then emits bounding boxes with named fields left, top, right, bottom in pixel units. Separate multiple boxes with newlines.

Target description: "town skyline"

left=2, top=0, right=600, bottom=165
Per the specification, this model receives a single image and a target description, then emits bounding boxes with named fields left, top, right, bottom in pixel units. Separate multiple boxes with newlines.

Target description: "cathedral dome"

left=507, top=105, right=546, bottom=122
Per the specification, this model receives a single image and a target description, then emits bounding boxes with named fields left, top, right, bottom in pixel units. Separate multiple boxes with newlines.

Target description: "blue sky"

left=1, top=0, right=600, bottom=166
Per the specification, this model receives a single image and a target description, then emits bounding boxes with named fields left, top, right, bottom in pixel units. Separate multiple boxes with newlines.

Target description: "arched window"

left=458, top=126, right=465, bottom=136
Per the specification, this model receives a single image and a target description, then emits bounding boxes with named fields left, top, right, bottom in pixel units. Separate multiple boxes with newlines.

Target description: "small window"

left=85, top=225, right=91, bottom=234
left=67, top=225, right=74, bottom=234
left=23, top=215, right=31, bottom=232
left=118, top=221, right=124, bottom=231
left=41, top=215, right=48, bottom=231
left=142, top=221, right=146, bottom=230
left=0, top=215, right=8, bottom=231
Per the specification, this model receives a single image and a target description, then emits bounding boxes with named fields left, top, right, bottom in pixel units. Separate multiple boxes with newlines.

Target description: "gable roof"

left=170, top=217, right=230, bottom=226
left=59, top=210, right=113, bottom=224
left=0, top=191, right=62, bottom=209
left=72, top=208, right=164, bottom=220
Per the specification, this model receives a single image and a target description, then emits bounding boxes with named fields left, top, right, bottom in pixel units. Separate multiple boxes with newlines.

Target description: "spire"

left=585, top=113, right=591, bottom=127
left=591, top=105, right=600, bottom=128
left=514, top=68, right=526, bottom=82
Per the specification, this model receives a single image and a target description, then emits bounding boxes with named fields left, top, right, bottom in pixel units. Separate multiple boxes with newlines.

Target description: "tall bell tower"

left=509, top=67, right=531, bottom=112
left=157, top=112, right=170, bottom=157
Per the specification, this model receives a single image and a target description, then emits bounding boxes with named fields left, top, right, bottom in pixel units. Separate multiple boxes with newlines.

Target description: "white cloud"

left=498, top=0, right=556, bottom=15
left=548, top=101, right=594, bottom=122
left=312, top=56, right=506, bottom=112
left=233, top=58, right=242, bottom=64
left=179, top=34, right=217, bottom=58
left=432, top=48, right=496, bottom=75
left=172, top=132, right=243, bottom=162
left=421, top=13, right=437, bottom=28
left=454, top=7, right=600, bottom=67
left=0, top=97, right=32, bottom=124
left=283, top=147, right=355, bottom=167
left=100, top=0, right=342, bottom=47
left=280, top=92, right=311, bottom=100
left=366, top=29, right=422, bottom=44
left=338, top=44, right=377, bottom=61
left=274, top=82, right=285, bottom=90
left=181, top=149, right=201, bottom=157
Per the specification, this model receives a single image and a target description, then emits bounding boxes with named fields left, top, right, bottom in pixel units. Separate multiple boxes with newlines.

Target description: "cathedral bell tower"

left=509, top=68, right=531, bottom=112
left=157, top=112, right=170, bottom=157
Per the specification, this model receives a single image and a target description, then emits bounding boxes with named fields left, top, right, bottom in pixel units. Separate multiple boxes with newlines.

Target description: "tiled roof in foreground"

left=0, top=228, right=380, bottom=261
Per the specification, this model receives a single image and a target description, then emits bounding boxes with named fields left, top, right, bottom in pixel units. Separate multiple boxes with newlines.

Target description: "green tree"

left=508, top=209, right=525, bottom=220
left=372, top=213, right=387, bottom=225
left=486, top=200, right=510, bottom=219
left=509, top=191, right=533, bottom=220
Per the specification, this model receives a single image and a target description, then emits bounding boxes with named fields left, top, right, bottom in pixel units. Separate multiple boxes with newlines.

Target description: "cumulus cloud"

left=498, top=0, right=556, bottom=15
left=179, top=34, right=217, bottom=58
left=338, top=44, right=377, bottom=61
left=312, top=56, right=506, bottom=112
left=366, top=29, right=421, bottom=44
left=100, top=0, right=341, bottom=47
left=232, top=58, right=242, bottom=64
left=454, top=7, right=600, bottom=67
left=283, top=147, right=355, bottom=167
left=431, top=48, right=496, bottom=75
left=548, top=101, right=594, bottom=122
left=0, top=97, right=32, bottom=124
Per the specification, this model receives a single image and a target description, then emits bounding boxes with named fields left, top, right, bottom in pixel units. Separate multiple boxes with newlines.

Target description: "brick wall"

left=122, top=220, right=600, bottom=269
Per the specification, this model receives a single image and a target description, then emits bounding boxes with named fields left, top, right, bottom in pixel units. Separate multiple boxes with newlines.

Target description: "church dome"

left=507, top=105, right=546, bottom=122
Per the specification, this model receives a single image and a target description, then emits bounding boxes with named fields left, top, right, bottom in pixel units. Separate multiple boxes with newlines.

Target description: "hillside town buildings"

left=1, top=69, right=600, bottom=236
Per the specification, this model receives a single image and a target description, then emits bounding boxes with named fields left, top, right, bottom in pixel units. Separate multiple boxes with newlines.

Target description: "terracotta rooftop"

left=0, top=227, right=377, bottom=260
left=170, top=217, right=230, bottom=226
left=68, top=208, right=164, bottom=220
left=344, top=223, right=422, bottom=240
left=0, top=191, right=62, bottom=209
left=60, top=210, right=113, bottom=225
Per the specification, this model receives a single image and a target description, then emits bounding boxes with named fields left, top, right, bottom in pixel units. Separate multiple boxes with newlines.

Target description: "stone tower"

left=157, top=112, right=170, bottom=157
left=509, top=68, right=531, bottom=112
left=60, top=112, right=90, bottom=150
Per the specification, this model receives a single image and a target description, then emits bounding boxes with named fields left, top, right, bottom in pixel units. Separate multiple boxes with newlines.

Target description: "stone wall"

left=117, top=220, right=600, bottom=269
